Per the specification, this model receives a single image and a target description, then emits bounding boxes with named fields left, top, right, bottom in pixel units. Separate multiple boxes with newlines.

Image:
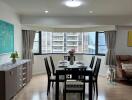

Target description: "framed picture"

left=0, top=20, right=14, bottom=54
left=128, top=31, right=132, bottom=47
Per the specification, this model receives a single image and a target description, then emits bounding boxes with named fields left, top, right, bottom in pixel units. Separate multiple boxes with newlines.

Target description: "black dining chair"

left=85, top=58, right=101, bottom=96
left=44, top=58, right=56, bottom=95
left=63, top=68, right=86, bottom=100
left=49, top=56, right=56, bottom=75
left=89, top=56, right=95, bottom=69
left=92, top=58, right=101, bottom=96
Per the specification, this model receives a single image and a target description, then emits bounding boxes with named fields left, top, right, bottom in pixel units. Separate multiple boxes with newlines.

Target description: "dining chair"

left=93, top=58, right=101, bottom=96
left=85, top=58, right=101, bottom=96
left=44, top=58, right=56, bottom=95
left=63, top=68, right=86, bottom=100
left=89, top=56, right=95, bottom=69
left=49, top=56, right=56, bottom=75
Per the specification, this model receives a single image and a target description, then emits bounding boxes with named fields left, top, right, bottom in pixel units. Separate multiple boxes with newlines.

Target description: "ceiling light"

left=64, top=0, right=82, bottom=8
left=44, top=10, right=48, bottom=14
left=89, top=11, right=93, bottom=13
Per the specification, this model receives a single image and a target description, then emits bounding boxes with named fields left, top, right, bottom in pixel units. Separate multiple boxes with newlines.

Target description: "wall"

left=115, top=26, right=132, bottom=55
left=21, top=16, right=132, bottom=26
left=33, top=54, right=107, bottom=76
left=0, top=1, right=22, bottom=64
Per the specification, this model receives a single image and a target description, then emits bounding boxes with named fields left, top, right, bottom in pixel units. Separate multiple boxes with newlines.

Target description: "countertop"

left=0, top=59, right=31, bottom=71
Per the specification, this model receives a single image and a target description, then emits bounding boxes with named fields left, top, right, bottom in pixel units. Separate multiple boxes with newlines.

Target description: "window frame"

left=33, top=31, right=41, bottom=55
left=96, top=32, right=106, bottom=56
left=33, top=31, right=106, bottom=56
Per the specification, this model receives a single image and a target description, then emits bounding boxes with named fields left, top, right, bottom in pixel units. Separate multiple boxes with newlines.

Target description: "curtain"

left=22, top=30, right=35, bottom=63
left=105, top=31, right=116, bottom=66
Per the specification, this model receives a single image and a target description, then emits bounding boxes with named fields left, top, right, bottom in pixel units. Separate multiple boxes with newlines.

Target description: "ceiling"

left=2, top=0, right=132, bottom=16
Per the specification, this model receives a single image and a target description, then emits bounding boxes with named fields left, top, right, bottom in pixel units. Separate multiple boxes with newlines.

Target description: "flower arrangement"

left=68, top=49, right=75, bottom=56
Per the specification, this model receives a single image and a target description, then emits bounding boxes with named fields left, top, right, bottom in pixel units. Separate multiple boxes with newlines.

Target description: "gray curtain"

left=105, top=31, right=116, bottom=66
left=22, top=30, right=35, bottom=63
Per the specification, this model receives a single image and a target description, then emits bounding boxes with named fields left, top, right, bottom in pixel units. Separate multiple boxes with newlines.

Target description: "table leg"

left=89, top=74, right=93, bottom=100
left=56, top=74, right=59, bottom=100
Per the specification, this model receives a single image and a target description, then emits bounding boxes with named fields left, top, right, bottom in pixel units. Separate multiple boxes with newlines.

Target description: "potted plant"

left=10, top=51, right=19, bottom=63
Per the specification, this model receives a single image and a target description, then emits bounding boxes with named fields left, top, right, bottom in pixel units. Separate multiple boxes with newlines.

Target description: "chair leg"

left=95, top=81, right=98, bottom=96
left=93, top=82, right=95, bottom=93
left=80, top=93, right=82, bottom=100
left=63, top=92, right=66, bottom=100
left=47, top=81, right=49, bottom=95
left=52, top=82, right=54, bottom=87
left=47, top=80, right=51, bottom=95
left=83, top=92, right=85, bottom=100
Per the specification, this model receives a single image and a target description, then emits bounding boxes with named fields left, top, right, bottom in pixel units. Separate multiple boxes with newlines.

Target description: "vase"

left=12, top=58, right=16, bottom=63
left=70, top=55, right=74, bottom=65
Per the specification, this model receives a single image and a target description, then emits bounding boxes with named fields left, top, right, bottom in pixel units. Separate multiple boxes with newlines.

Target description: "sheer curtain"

left=22, top=30, right=35, bottom=63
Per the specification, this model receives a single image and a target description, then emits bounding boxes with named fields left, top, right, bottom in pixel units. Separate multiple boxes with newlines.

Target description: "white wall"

left=115, top=26, right=132, bottom=55
left=33, top=54, right=107, bottom=76
left=0, top=1, right=22, bottom=64
left=21, top=16, right=132, bottom=26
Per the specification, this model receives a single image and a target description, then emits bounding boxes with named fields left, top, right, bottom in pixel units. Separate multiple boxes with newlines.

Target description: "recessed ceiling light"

left=44, top=10, right=48, bottom=14
left=64, top=0, right=82, bottom=8
left=89, top=11, right=93, bottom=13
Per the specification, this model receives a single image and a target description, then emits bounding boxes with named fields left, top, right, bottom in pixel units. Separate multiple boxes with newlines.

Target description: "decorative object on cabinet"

left=10, top=51, right=19, bottom=63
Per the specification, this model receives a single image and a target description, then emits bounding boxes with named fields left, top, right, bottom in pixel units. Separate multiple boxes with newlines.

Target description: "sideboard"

left=0, top=59, right=32, bottom=100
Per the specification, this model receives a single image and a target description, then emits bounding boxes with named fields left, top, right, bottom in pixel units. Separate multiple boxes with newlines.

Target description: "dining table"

left=55, top=60, right=94, bottom=100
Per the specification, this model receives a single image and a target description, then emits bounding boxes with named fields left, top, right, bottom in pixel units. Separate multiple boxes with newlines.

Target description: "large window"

left=33, top=31, right=107, bottom=55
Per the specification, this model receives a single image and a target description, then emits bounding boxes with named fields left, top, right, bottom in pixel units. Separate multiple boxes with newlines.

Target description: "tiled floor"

left=13, top=75, right=132, bottom=100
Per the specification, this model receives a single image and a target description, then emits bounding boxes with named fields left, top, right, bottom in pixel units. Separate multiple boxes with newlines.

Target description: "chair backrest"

left=89, top=56, right=95, bottom=69
left=93, top=58, right=101, bottom=80
left=49, top=56, right=55, bottom=75
left=44, top=58, right=51, bottom=77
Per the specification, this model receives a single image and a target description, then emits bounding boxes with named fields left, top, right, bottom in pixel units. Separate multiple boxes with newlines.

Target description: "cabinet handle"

left=10, top=71, right=13, bottom=76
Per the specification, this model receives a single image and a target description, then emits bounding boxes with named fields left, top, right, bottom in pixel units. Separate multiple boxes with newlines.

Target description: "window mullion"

left=39, top=31, right=42, bottom=54
left=95, top=32, right=98, bottom=55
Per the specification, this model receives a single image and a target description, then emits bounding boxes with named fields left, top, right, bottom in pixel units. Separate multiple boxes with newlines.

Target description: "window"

left=97, top=32, right=107, bottom=55
left=33, top=31, right=107, bottom=55
left=41, top=32, right=52, bottom=53
left=83, top=32, right=96, bottom=54
left=32, top=32, right=40, bottom=54
left=66, top=32, right=83, bottom=53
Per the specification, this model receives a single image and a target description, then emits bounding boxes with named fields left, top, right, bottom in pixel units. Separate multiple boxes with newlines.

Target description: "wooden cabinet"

left=0, top=60, right=31, bottom=100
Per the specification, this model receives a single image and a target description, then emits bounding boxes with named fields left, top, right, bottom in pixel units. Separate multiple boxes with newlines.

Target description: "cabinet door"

left=5, top=68, right=17, bottom=100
